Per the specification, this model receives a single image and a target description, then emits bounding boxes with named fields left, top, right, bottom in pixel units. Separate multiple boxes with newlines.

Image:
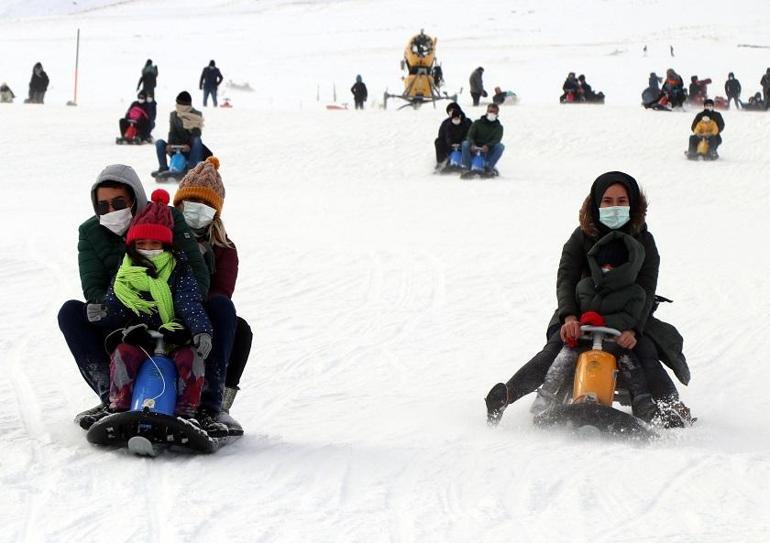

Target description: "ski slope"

left=1, top=1, right=770, bottom=541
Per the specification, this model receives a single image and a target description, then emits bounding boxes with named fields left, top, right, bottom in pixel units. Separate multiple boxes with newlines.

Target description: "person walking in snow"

left=724, top=72, right=741, bottom=109
left=172, top=157, right=252, bottom=436
left=25, top=62, right=49, bottom=104
left=350, top=74, right=368, bottom=110
left=137, top=59, right=158, bottom=99
left=59, top=164, right=209, bottom=429
left=199, top=60, right=224, bottom=107
left=485, top=171, right=693, bottom=429
left=469, top=66, right=486, bottom=106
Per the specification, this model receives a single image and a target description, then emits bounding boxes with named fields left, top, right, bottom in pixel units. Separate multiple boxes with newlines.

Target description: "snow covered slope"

left=1, top=1, right=770, bottom=542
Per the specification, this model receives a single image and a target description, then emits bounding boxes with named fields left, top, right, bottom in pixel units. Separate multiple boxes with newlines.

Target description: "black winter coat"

left=725, top=78, right=741, bottom=97
left=438, top=116, right=471, bottom=147
left=29, top=70, right=49, bottom=92
left=137, top=65, right=158, bottom=91
left=200, top=66, right=223, bottom=89
left=351, top=81, right=367, bottom=101
left=691, top=109, right=725, bottom=133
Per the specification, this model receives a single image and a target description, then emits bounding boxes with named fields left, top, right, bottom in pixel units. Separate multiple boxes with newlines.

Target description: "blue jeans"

left=155, top=137, right=204, bottom=169
left=203, top=87, right=218, bottom=107
left=59, top=300, right=111, bottom=404
left=461, top=141, right=505, bottom=169
left=200, top=295, right=237, bottom=413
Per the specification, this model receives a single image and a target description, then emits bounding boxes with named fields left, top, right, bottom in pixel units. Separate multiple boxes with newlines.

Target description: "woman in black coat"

left=26, top=62, right=49, bottom=104
left=485, top=171, right=693, bottom=428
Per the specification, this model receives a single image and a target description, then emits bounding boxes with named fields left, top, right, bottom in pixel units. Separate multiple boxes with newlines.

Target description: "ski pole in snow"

left=67, top=28, right=80, bottom=106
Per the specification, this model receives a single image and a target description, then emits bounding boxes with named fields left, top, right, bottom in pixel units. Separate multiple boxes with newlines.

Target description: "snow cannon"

left=384, top=29, right=458, bottom=110
left=572, top=326, right=619, bottom=406
left=532, top=325, right=658, bottom=440
left=130, top=331, right=177, bottom=415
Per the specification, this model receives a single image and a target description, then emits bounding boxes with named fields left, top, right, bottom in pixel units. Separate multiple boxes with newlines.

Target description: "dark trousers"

left=200, top=295, right=237, bottom=412
left=59, top=300, right=111, bottom=404
left=505, top=331, right=563, bottom=404
left=227, top=316, right=253, bottom=388
left=203, top=86, right=218, bottom=107
left=354, top=99, right=364, bottom=110
left=155, top=137, right=204, bottom=169
left=727, top=95, right=741, bottom=109
left=471, top=92, right=481, bottom=106
left=633, top=335, right=679, bottom=401
left=688, top=134, right=721, bottom=154
left=435, top=138, right=450, bottom=163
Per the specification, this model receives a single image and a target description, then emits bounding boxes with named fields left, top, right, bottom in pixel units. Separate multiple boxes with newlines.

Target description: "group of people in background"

left=0, top=62, right=49, bottom=104
left=643, top=68, right=770, bottom=111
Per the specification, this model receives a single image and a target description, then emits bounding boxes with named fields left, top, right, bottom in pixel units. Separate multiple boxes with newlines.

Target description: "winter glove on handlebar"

left=122, top=323, right=152, bottom=346
left=160, top=321, right=191, bottom=346
left=193, top=333, right=212, bottom=360
left=86, top=303, right=107, bottom=323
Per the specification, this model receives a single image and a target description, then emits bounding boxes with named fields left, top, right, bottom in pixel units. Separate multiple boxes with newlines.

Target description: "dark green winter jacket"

left=575, top=231, right=647, bottom=332
left=465, top=116, right=503, bottom=147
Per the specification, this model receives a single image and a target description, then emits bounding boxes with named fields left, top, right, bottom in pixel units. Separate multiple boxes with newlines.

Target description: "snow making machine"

left=384, top=30, right=458, bottom=110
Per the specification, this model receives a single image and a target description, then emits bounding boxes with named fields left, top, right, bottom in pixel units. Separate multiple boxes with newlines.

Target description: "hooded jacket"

left=78, top=164, right=209, bottom=303
left=575, top=231, right=647, bottom=332
left=469, top=68, right=485, bottom=94
left=437, top=106, right=471, bottom=147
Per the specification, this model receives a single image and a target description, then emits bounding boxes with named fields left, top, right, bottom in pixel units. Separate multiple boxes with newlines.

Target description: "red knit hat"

left=126, top=189, right=173, bottom=246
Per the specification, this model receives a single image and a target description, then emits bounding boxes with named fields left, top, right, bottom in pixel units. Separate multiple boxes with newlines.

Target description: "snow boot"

left=485, top=382, right=509, bottom=426
left=150, top=167, right=168, bottom=178
left=217, top=386, right=243, bottom=436
left=654, top=399, right=694, bottom=428
left=196, top=409, right=229, bottom=438
left=529, top=387, right=561, bottom=417
left=75, top=403, right=112, bottom=430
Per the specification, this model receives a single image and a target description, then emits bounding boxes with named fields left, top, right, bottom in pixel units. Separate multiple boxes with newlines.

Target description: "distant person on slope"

left=199, top=60, right=224, bottom=107
left=469, top=66, right=486, bottom=106
left=560, top=72, right=579, bottom=103
left=137, top=59, right=158, bottom=99
left=173, top=157, right=253, bottom=436
left=118, top=90, right=153, bottom=143
left=25, top=62, right=49, bottom=104
left=760, top=68, right=770, bottom=110
left=688, top=99, right=724, bottom=159
left=661, top=68, right=685, bottom=108
left=434, top=102, right=471, bottom=168
left=0, top=82, right=15, bottom=103
left=152, top=91, right=212, bottom=177
left=461, top=103, right=504, bottom=176
left=724, top=72, right=741, bottom=109
left=577, top=74, right=605, bottom=103
left=350, top=74, right=368, bottom=110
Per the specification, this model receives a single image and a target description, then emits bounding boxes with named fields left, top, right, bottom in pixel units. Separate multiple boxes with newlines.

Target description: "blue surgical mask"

left=599, top=206, right=630, bottom=229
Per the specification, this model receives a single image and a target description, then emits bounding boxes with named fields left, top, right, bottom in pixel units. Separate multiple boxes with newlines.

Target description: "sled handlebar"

left=147, top=330, right=166, bottom=355
left=579, top=325, right=621, bottom=350
left=579, top=325, right=621, bottom=336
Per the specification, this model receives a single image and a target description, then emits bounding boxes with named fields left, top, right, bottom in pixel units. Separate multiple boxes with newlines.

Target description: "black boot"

left=631, top=393, right=658, bottom=423
left=654, top=399, right=695, bottom=428
left=196, top=409, right=229, bottom=438
left=485, top=383, right=509, bottom=426
left=75, top=403, right=112, bottom=430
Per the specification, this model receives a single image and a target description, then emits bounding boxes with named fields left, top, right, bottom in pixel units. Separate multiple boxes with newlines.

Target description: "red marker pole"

left=67, top=28, right=80, bottom=106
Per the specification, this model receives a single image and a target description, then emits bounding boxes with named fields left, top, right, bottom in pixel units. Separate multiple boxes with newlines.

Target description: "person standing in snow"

left=58, top=164, right=209, bottom=429
left=469, top=66, right=486, bottom=106
left=434, top=102, right=470, bottom=168
left=199, top=60, right=224, bottom=107
left=461, top=103, right=504, bottom=175
left=350, top=74, right=368, bottom=110
left=724, top=72, right=741, bottom=109
left=25, top=62, right=49, bottom=104
left=137, top=59, right=158, bottom=99
left=760, top=68, right=770, bottom=110
left=485, top=172, right=693, bottom=429
left=173, top=157, right=252, bottom=436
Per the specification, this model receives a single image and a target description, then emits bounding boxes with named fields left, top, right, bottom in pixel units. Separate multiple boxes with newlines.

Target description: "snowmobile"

left=460, top=150, right=499, bottom=179
left=531, top=325, right=657, bottom=440
left=87, top=331, right=235, bottom=456
left=383, top=30, right=458, bottom=110
left=152, top=145, right=190, bottom=181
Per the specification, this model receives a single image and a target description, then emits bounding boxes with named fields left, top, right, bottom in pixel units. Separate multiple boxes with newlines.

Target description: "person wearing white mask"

left=460, top=103, right=504, bottom=178
left=173, top=156, right=251, bottom=436
left=485, top=172, right=694, bottom=429
left=59, top=164, right=209, bottom=429
left=434, top=102, right=471, bottom=170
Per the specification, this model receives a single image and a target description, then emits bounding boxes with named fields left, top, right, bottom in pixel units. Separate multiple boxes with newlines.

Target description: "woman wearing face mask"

left=59, top=164, right=209, bottom=429
left=117, top=91, right=152, bottom=143
left=435, top=103, right=472, bottom=170
left=485, top=171, right=693, bottom=428
left=172, top=157, right=251, bottom=436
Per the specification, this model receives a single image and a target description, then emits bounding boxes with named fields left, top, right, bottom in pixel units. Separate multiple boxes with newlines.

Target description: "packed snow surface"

left=1, top=1, right=770, bottom=541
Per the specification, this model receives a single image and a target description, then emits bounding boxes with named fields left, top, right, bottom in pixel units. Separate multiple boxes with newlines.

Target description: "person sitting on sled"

left=560, top=72, right=579, bottom=103
left=687, top=115, right=720, bottom=159
left=461, top=103, right=504, bottom=175
left=576, top=74, right=605, bottom=103
left=662, top=68, right=685, bottom=108
left=172, top=157, right=252, bottom=436
left=529, top=230, right=657, bottom=422
left=435, top=102, right=471, bottom=168
left=688, top=98, right=724, bottom=159
left=0, top=82, right=15, bottom=103
left=118, top=91, right=152, bottom=142
left=93, top=189, right=213, bottom=421
left=485, top=172, right=693, bottom=429
left=152, top=91, right=211, bottom=177
left=58, top=164, right=209, bottom=430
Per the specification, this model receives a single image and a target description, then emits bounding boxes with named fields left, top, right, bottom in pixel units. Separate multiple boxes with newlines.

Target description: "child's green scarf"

left=113, top=252, right=181, bottom=331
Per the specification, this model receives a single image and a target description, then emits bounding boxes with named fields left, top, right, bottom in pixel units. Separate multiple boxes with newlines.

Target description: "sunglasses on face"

left=97, top=197, right=130, bottom=215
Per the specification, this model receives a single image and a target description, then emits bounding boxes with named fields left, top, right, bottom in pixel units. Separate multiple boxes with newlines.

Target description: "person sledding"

left=90, top=189, right=214, bottom=427
left=460, top=103, right=504, bottom=178
left=434, top=102, right=471, bottom=171
left=687, top=99, right=724, bottom=160
left=687, top=75, right=711, bottom=105
left=152, top=91, right=212, bottom=179
left=576, top=74, right=605, bottom=103
left=661, top=68, right=685, bottom=108
left=559, top=72, right=579, bottom=103
left=117, top=91, right=153, bottom=144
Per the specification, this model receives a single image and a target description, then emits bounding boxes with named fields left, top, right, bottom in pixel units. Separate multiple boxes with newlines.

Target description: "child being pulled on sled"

left=530, top=229, right=657, bottom=422
left=96, top=189, right=213, bottom=419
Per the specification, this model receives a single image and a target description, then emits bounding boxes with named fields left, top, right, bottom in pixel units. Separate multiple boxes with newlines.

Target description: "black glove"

left=122, top=323, right=152, bottom=346
left=161, top=321, right=191, bottom=346
left=86, top=303, right=107, bottom=323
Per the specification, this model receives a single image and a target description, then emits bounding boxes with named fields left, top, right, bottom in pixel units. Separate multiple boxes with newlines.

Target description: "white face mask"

left=137, top=248, right=164, bottom=259
left=182, top=201, right=217, bottom=230
left=99, top=207, right=133, bottom=236
left=486, top=113, right=498, bottom=122
left=138, top=98, right=146, bottom=104
left=599, top=206, right=631, bottom=229
left=146, top=96, right=154, bottom=103
left=451, top=118, right=462, bottom=125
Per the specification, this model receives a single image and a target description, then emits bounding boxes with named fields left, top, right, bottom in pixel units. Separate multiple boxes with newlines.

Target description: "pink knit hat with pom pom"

left=126, top=189, right=173, bottom=246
